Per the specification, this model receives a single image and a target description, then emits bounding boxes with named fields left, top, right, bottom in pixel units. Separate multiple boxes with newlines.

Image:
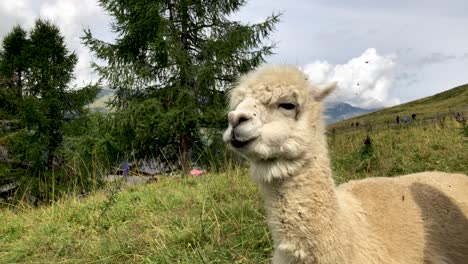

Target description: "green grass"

left=87, top=90, right=114, bottom=113
left=329, top=120, right=467, bottom=184
left=1, top=120, right=467, bottom=263
left=329, top=84, right=468, bottom=129
left=0, top=168, right=271, bottom=263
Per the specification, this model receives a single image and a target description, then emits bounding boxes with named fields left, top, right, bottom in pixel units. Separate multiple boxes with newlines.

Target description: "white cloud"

left=416, top=52, right=456, bottom=66
left=302, top=48, right=400, bottom=108
left=2, top=0, right=468, bottom=100
left=39, top=0, right=110, bottom=85
left=0, top=0, right=110, bottom=86
left=0, top=0, right=36, bottom=37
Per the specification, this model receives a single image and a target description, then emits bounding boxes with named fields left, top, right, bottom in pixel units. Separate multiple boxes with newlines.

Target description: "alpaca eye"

left=279, top=103, right=296, bottom=110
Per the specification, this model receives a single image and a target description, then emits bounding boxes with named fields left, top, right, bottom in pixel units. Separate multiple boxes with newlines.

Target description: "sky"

left=1, top=0, right=468, bottom=109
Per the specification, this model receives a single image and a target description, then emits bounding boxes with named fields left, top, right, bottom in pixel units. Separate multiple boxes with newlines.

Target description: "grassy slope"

left=329, top=84, right=468, bottom=129
left=329, top=121, right=467, bottom=184
left=87, top=90, right=114, bottom=112
left=1, top=169, right=271, bottom=263
left=1, top=86, right=467, bottom=263
left=1, top=121, right=466, bottom=263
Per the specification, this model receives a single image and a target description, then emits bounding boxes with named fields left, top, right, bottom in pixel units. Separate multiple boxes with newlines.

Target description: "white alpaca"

left=223, top=65, right=468, bottom=264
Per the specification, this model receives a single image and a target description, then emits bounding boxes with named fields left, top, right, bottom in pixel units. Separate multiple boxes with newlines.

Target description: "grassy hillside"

left=329, top=84, right=468, bottom=129
left=329, top=120, right=467, bottom=184
left=1, top=170, right=271, bottom=263
left=1, top=119, right=466, bottom=263
left=1, top=85, right=467, bottom=263
left=88, top=89, right=115, bottom=112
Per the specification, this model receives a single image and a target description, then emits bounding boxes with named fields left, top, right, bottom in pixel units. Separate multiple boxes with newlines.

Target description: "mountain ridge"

left=329, top=84, right=468, bottom=128
left=324, top=102, right=379, bottom=124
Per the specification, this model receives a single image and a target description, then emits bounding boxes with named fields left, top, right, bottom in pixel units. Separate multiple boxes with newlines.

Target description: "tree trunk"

left=16, top=69, right=23, bottom=99
left=178, top=0, right=192, bottom=175
left=179, top=132, right=191, bottom=174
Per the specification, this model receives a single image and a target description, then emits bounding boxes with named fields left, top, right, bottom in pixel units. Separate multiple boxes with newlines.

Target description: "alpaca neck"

left=252, top=149, right=353, bottom=262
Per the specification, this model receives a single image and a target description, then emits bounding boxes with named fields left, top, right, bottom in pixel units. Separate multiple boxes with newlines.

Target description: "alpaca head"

left=223, top=65, right=336, bottom=180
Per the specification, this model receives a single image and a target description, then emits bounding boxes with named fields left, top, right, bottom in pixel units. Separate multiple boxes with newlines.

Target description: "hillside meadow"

left=0, top=118, right=467, bottom=263
left=329, top=84, right=468, bottom=130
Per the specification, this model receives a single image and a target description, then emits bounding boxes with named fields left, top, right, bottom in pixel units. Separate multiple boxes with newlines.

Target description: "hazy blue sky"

left=2, top=0, right=467, bottom=108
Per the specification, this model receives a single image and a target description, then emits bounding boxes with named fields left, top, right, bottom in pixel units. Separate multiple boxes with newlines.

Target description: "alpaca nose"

left=228, top=111, right=252, bottom=128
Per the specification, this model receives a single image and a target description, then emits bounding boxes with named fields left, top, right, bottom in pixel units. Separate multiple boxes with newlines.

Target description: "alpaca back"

left=339, top=172, right=468, bottom=264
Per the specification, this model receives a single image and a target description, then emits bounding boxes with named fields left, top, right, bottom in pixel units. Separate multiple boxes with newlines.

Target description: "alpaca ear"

left=312, top=81, right=337, bottom=101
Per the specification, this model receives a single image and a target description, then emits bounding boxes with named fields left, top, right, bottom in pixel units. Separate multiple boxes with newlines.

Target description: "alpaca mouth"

left=231, top=136, right=256, bottom=148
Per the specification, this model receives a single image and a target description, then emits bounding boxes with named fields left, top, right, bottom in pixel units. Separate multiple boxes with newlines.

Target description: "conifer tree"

left=0, top=19, right=98, bottom=171
left=0, top=26, right=28, bottom=116
left=83, top=0, right=279, bottom=172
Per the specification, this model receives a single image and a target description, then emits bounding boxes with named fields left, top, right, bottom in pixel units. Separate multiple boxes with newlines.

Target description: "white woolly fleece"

left=224, top=64, right=468, bottom=264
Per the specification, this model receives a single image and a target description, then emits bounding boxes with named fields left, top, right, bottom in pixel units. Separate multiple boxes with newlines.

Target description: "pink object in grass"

left=190, top=169, right=204, bottom=176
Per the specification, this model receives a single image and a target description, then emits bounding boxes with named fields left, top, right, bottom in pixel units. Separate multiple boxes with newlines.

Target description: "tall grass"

left=0, top=170, right=272, bottom=263
left=329, top=119, right=467, bottom=184
left=0, top=117, right=466, bottom=263
left=0, top=113, right=116, bottom=205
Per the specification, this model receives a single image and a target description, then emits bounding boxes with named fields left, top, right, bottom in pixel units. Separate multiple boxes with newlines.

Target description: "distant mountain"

left=88, top=88, right=115, bottom=112
left=88, top=90, right=380, bottom=122
left=324, top=102, right=379, bottom=124
left=96, top=88, right=114, bottom=99
left=329, top=84, right=468, bottom=129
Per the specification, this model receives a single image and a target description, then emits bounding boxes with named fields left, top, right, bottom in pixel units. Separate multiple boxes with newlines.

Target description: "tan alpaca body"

left=223, top=65, right=468, bottom=264
left=263, top=169, right=468, bottom=264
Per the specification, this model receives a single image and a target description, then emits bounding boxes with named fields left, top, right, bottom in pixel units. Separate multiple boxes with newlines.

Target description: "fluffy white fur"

left=223, top=65, right=468, bottom=264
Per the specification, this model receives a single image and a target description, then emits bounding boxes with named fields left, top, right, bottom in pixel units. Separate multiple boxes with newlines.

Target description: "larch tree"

left=83, top=0, right=280, bottom=172
left=0, top=19, right=99, bottom=172
left=0, top=26, right=28, bottom=117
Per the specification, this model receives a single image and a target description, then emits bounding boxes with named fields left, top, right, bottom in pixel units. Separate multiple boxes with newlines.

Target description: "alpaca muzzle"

left=230, top=129, right=257, bottom=148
